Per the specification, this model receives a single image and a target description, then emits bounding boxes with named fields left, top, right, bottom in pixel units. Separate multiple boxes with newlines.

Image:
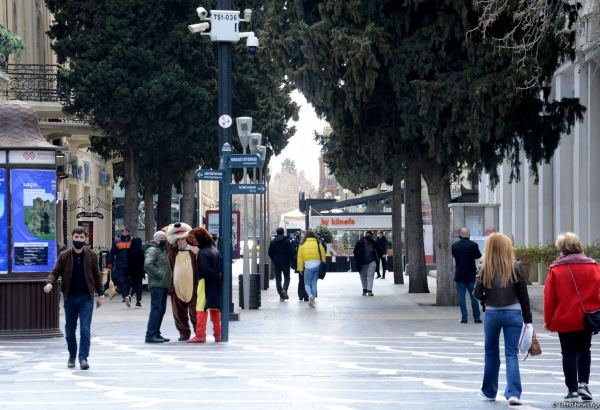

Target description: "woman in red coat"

left=544, top=232, right=600, bottom=401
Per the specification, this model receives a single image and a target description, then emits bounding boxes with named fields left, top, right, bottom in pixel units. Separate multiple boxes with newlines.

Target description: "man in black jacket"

left=354, top=231, right=379, bottom=296
left=268, top=227, right=293, bottom=301
left=451, top=227, right=482, bottom=323
left=375, top=231, right=388, bottom=279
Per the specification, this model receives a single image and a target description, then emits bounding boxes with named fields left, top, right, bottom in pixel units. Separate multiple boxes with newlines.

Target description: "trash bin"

left=238, top=273, right=261, bottom=309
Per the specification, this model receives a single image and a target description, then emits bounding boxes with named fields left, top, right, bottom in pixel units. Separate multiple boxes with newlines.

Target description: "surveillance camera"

left=196, top=7, right=208, bottom=19
left=188, top=22, right=210, bottom=33
left=243, top=9, right=252, bottom=21
left=246, top=35, right=259, bottom=54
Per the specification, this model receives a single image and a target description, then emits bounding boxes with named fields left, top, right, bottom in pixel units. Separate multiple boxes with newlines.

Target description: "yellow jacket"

left=297, top=237, right=326, bottom=272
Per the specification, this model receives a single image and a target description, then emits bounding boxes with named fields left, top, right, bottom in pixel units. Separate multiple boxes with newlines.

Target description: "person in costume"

left=166, top=222, right=199, bottom=341
left=188, top=227, right=223, bottom=343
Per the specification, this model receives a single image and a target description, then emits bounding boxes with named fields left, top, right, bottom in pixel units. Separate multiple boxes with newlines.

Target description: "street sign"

left=228, top=154, right=261, bottom=168
left=229, top=183, right=266, bottom=194
left=195, top=169, right=223, bottom=181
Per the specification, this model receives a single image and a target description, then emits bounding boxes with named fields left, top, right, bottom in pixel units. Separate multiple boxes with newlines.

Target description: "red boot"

left=187, top=311, right=207, bottom=343
left=210, top=309, right=222, bottom=342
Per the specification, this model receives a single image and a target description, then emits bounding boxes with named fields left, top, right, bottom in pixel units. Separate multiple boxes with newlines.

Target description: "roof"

left=0, top=101, right=59, bottom=150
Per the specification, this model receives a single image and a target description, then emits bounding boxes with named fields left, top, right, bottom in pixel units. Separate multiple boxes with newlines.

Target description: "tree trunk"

left=405, top=160, right=429, bottom=293
left=181, top=167, right=196, bottom=225
left=392, top=165, right=404, bottom=284
left=157, top=169, right=173, bottom=229
left=144, top=187, right=154, bottom=241
left=123, top=148, right=140, bottom=237
left=423, top=163, right=455, bottom=306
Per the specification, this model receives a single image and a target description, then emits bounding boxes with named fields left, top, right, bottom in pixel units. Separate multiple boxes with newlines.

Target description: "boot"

left=187, top=311, right=207, bottom=343
left=210, top=309, right=222, bottom=342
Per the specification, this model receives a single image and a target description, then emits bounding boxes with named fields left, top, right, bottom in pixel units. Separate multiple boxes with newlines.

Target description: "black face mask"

left=366, top=235, right=373, bottom=240
left=159, top=240, right=167, bottom=250
left=73, top=241, right=85, bottom=250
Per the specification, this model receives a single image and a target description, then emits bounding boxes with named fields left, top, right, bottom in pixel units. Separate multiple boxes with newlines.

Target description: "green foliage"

left=514, top=245, right=560, bottom=264
left=584, top=241, right=600, bottom=262
left=0, top=26, right=24, bottom=60
left=314, top=224, right=334, bottom=244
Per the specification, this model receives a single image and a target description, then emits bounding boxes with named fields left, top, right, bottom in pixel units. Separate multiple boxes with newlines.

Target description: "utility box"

left=210, top=10, right=240, bottom=42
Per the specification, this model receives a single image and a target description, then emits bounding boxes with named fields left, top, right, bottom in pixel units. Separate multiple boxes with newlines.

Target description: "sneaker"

left=79, top=359, right=90, bottom=370
left=125, top=296, right=131, bottom=308
left=564, top=392, right=579, bottom=401
left=282, top=292, right=289, bottom=300
left=362, top=289, right=367, bottom=296
left=308, top=295, right=315, bottom=308
left=507, top=396, right=522, bottom=405
left=67, top=357, right=76, bottom=368
left=578, top=384, right=593, bottom=401
left=135, top=302, right=142, bottom=308
left=460, top=319, right=468, bottom=324
left=479, top=391, right=495, bottom=401
left=474, top=319, right=482, bottom=323
left=367, top=291, right=374, bottom=296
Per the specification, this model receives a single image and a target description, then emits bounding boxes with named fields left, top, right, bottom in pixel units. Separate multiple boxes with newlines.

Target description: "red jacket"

left=544, top=254, right=600, bottom=333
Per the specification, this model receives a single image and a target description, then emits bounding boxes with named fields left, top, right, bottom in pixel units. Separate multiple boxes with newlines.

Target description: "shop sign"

left=9, top=150, right=56, bottom=165
left=76, top=211, right=104, bottom=219
left=320, top=217, right=355, bottom=226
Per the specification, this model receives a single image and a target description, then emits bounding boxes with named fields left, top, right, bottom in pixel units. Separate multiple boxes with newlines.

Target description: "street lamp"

left=249, top=133, right=261, bottom=275
left=257, top=145, right=267, bottom=290
left=236, top=117, right=252, bottom=310
left=343, top=188, right=349, bottom=200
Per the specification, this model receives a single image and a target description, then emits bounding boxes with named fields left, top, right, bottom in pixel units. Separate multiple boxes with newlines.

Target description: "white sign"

left=9, top=150, right=55, bottom=165
left=210, top=10, right=240, bottom=42
left=0, top=151, right=5, bottom=163
left=309, top=214, right=391, bottom=230
left=218, top=114, right=233, bottom=128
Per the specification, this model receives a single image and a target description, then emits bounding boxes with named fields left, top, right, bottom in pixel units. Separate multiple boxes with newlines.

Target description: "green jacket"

left=144, top=242, right=172, bottom=289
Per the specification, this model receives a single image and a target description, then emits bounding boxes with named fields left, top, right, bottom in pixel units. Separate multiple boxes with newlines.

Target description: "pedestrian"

left=475, top=232, right=532, bottom=405
left=128, top=237, right=145, bottom=308
left=353, top=231, right=379, bottom=296
left=43, top=228, right=104, bottom=370
left=108, top=227, right=132, bottom=306
left=188, top=228, right=223, bottom=343
left=144, top=231, right=172, bottom=343
left=452, top=227, right=482, bottom=324
left=268, top=227, right=293, bottom=301
left=375, top=231, right=388, bottom=279
left=297, top=230, right=326, bottom=308
left=544, top=232, right=600, bottom=402
left=291, top=232, right=309, bottom=302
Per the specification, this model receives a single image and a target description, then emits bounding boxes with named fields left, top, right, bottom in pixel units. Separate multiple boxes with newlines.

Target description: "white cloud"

left=269, top=90, right=328, bottom=186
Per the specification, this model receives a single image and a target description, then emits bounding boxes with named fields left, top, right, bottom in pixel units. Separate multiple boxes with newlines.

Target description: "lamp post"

left=249, top=133, right=261, bottom=275
left=236, top=117, right=252, bottom=310
left=257, top=145, right=267, bottom=290
left=343, top=188, right=349, bottom=201
left=265, top=169, right=271, bottom=280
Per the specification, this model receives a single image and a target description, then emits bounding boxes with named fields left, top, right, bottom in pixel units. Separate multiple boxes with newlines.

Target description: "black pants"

left=146, top=287, right=168, bottom=338
left=297, top=273, right=308, bottom=300
left=130, top=276, right=143, bottom=303
left=375, top=255, right=386, bottom=277
left=274, top=264, right=290, bottom=296
left=558, top=330, right=592, bottom=392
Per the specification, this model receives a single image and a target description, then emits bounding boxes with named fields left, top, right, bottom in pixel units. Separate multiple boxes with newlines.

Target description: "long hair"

left=301, top=230, right=316, bottom=245
left=130, top=237, right=143, bottom=252
left=481, top=232, right=516, bottom=288
left=191, top=227, right=213, bottom=248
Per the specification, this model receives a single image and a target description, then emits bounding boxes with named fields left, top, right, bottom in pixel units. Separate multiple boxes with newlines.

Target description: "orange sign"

left=320, top=218, right=355, bottom=226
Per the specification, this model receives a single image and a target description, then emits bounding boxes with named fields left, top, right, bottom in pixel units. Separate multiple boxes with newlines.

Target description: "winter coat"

left=353, top=238, right=378, bottom=268
left=109, top=235, right=131, bottom=269
left=544, top=253, right=600, bottom=333
left=47, top=248, right=103, bottom=298
left=127, top=247, right=145, bottom=280
left=297, top=237, right=326, bottom=273
left=290, top=237, right=301, bottom=271
left=268, top=235, right=293, bottom=268
left=144, top=242, right=172, bottom=289
left=451, top=237, right=482, bottom=283
left=376, top=236, right=388, bottom=258
left=197, top=245, right=222, bottom=310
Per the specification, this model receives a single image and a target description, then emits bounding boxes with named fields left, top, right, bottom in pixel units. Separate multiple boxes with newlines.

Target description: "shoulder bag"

left=568, top=264, right=600, bottom=334
left=317, top=242, right=327, bottom=280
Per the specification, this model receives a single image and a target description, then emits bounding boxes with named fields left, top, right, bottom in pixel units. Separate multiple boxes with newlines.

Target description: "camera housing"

left=196, top=7, right=208, bottom=19
left=188, top=22, right=210, bottom=33
left=243, top=9, right=252, bottom=21
left=246, top=35, right=259, bottom=54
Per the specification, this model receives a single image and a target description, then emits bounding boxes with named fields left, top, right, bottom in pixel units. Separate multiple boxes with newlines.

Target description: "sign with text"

left=11, top=169, right=57, bottom=272
left=195, top=169, right=223, bottom=181
left=78, top=221, right=94, bottom=248
left=228, top=154, right=261, bottom=168
left=9, top=150, right=56, bottom=165
left=206, top=210, right=241, bottom=259
left=229, top=183, right=265, bottom=195
left=0, top=168, right=7, bottom=273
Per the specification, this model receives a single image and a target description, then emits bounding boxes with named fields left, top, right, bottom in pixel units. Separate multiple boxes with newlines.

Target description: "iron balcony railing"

left=2, top=63, right=70, bottom=103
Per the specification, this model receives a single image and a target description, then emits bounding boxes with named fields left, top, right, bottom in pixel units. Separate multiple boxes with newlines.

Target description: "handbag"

left=568, top=264, right=600, bottom=334
left=527, top=331, right=542, bottom=358
left=317, top=242, right=327, bottom=280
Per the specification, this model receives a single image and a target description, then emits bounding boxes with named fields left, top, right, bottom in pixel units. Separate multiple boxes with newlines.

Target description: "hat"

left=166, top=222, right=192, bottom=244
left=153, top=231, right=166, bottom=242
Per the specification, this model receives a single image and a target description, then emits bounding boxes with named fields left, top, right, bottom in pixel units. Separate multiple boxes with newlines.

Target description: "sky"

left=268, top=90, right=328, bottom=187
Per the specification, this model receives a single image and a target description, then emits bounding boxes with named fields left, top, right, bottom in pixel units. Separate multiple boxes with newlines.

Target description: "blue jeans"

left=64, top=294, right=94, bottom=362
left=482, top=309, right=523, bottom=400
left=146, top=287, right=168, bottom=338
left=457, top=281, right=480, bottom=321
left=304, top=265, right=320, bottom=298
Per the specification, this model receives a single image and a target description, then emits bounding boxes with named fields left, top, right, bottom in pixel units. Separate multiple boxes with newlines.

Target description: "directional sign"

left=229, top=183, right=266, bottom=195
left=195, top=169, right=223, bottom=181
left=228, top=154, right=261, bottom=168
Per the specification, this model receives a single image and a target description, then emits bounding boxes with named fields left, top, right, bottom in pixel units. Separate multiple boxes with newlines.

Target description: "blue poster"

left=11, top=169, right=57, bottom=272
left=0, top=169, right=7, bottom=273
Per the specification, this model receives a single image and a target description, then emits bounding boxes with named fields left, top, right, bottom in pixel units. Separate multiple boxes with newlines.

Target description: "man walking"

left=268, top=227, right=293, bottom=301
left=44, top=228, right=104, bottom=370
left=451, top=227, right=482, bottom=324
left=353, top=231, right=379, bottom=296
left=144, top=231, right=172, bottom=343
left=375, top=231, right=388, bottom=279
left=108, top=227, right=132, bottom=306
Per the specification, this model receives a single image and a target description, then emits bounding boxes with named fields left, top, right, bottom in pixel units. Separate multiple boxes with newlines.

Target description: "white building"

left=479, top=0, right=600, bottom=247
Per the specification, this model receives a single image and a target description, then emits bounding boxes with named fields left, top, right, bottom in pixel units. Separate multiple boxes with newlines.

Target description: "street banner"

left=206, top=210, right=241, bottom=259
left=0, top=169, right=7, bottom=273
left=10, top=169, right=57, bottom=272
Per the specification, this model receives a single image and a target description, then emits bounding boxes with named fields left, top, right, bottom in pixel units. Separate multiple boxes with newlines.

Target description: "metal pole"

left=258, top=167, right=264, bottom=290
left=242, top=148, right=250, bottom=309
left=220, top=143, right=232, bottom=342
left=265, top=176, right=270, bottom=279
left=251, top=167, right=257, bottom=273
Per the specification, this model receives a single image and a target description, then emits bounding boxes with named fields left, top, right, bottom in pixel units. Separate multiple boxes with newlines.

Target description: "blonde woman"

left=297, top=230, right=326, bottom=308
left=544, top=233, right=600, bottom=401
left=474, top=233, right=532, bottom=405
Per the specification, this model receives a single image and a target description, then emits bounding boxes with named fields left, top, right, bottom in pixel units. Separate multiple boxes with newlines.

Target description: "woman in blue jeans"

left=296, top=231, right=326, bottom=308
left=474, top=233, right=532, bottom=406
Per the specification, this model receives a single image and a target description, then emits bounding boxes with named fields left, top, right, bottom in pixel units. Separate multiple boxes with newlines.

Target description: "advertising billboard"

left=206, top=210, right=241, bottom=259
left=0, top=168, right=7, bottom=273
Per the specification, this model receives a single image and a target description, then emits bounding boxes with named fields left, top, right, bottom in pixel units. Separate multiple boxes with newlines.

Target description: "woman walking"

left=127, top=237, right=145, bottom=308
left=475, top=232, right=532, bottom=405
left=544, top=232, right=600, bottom=401
left=296, top=230, right=326, bottom=308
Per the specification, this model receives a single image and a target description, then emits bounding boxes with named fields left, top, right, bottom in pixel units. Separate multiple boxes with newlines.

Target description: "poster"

left=0, top=169, right=7, bottom=273
left=78, top=221, right=94, bottom=248
left=11, top=169, right=57, bottom=272
left=206, top=210, right=241, bottom=259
